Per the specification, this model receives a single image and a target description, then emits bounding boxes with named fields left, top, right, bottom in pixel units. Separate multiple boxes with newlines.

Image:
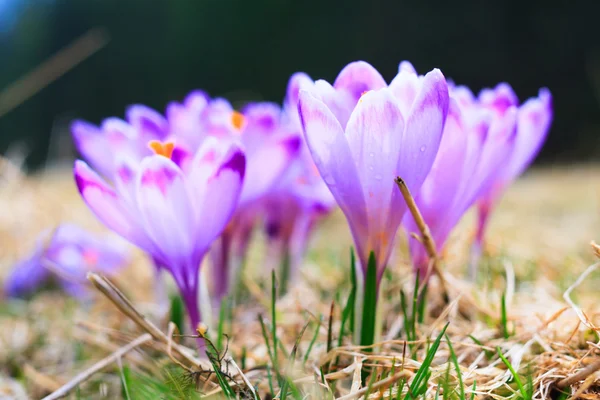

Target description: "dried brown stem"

left=87, top=272, right=210, bottom=370
left=41, top=333, right=152, bottom=400
left=395, top=177, right=450, bottom=303
left=556, top=358, right=600, bottom=389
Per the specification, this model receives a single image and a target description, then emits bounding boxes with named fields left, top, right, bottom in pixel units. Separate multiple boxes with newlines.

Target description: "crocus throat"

left=376, top=231, right=389, bottom=248
left=148, top=140, right=175, bottom=159
left=82, top=249, right=99, bottom=266
left=359, top=90, right=370, bottom=104
left=231, top=111, right=245, bottom=131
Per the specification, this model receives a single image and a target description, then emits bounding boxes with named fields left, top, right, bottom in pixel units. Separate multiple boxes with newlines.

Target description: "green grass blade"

left=258, top=314, right=275, bottom=370
left=360, top=251, right=378, bottom=348
left=500, top=292, right=510, bottom=339
left=445, top=334, right=465, bottom=400
left=217, top=297, right=227, bottom=351
left=417, top=284, right=428, bottom=324
left=169, top=294, right=184, bottom=336
left=119, top=365, right=132, bottom=400
left=271, top=270, right=279, bottom=369
left=469, top=380, right=476, bottom=400
left=496, top=347, right=528, bottom=399
left=404, top=322, right=449, bottom=400
left=303, top=315, right=322, bottom=364
left=208, top=353, right=236, bottom=398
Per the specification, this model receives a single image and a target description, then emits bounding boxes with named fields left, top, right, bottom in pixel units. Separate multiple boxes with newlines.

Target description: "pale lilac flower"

left=71, top=105, right=169, bottom=179
left=298, top=60, right=449, bottom=289
left=404, top=76, right=519, bottom=278
left=259, top=72, right=338, bottom=281
left=473, top=84, right=553, bottom=261
left=74, top=137, right=246, bottom=331
left=208, top=103, right=301, bottom=302
left=3, top=225, right=129, bottom=298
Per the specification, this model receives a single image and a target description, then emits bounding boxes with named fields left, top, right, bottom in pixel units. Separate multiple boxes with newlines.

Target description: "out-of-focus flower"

left=472, top=84, right=553, bottom=262
left=74, top=137, right=245, bottom=332
left=298, top=60, right=449, bottom=290
left=71, top=105, right=170, bottom=179
left=166, top=90, right=239, bottom=150
left=260, top=72, right=338, bottom=284
left=208, top=102, right=301, bottom=303
left=404, top=74, right=519, bottom=278
left=3, top=224, right=129, bottom=299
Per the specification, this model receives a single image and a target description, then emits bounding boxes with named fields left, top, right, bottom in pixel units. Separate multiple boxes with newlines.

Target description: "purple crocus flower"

left=166, top=90, right=240, bottom=150
left=74, top=136, right=246, bottom=332
left=72, top=105, right=170, bottom=179
left=404, top=78, right=519, bottom=278
left=260, top=72, right=338, bottom=282
left=208, top=102, right=301, bottom=303
left=298, top=60, right=449, bottom=290
left=3, top=225, right=129, bottom=299
left=472, top=84, right=553, bottom=264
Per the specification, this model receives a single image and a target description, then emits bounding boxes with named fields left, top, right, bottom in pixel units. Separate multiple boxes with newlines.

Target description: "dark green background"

left=1, top=0, right=598, bottom=169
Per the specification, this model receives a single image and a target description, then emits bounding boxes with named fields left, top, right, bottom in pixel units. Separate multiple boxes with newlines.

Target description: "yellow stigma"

left=358, top=90, right=370, bottom=104
left=231, top=110, right=245, bottom=131
left=148, top=140, right=175, bottom=159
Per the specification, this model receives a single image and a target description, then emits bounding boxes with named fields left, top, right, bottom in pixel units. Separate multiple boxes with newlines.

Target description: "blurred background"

left=0, top=0, right=598, bottom=170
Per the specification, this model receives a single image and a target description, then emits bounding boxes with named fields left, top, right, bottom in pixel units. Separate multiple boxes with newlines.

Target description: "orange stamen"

left=231, top=111, right=245, bottom=131
left=359, top=90, right=370, bottom=104
left=148, top=140, right=175, bottom=159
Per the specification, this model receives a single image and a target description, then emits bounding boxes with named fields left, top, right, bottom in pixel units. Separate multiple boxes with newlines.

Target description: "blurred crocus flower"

left=209, top=102, right=301, bottom=303
left=404, top=74, right=519, bottom=278
left=74, top=136, right=246, bottom=332
left=260, top=73, right=338, bottom=284
left=298, top=60, right=449, bottom=292
left=3, top=224, right=129, bottom=299
left=166, top=90, right=241, bottom=150
left=72, top=105, right=170, bottom=179
left=472, top=84, right=553, bottom=264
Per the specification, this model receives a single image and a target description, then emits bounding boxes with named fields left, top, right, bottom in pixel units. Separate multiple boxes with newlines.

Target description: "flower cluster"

left=62, top=59, right=552, bottom=339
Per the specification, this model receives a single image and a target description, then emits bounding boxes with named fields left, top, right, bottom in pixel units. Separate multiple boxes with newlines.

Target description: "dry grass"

left=2, top=161, right=600, bottom=399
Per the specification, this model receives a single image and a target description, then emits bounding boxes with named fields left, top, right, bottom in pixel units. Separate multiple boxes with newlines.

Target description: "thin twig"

left=562, top=262, right=599, bottom=330
left=395, top=177, right=449, bottom=303
left=87, top=273, right=210, bottom=370
left=41, top=333, right=152, bottom=400
left=557, top=358, right=600, bottom=389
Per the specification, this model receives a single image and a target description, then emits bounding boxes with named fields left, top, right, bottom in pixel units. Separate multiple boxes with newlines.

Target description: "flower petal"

left=195, top=146, right=246, bottom=247
left=74, top=160, right=150, bottom=250
left=470, top=106, right=519, bottom=203
left=298, top=90, right=369, bottom=259
left=333, top=61, right=387, bottom=102
left=389, top=67, right=421, bottom=116
left=285, top=72, right=314, bottom=112
left=398, top=60, right=417, bottom=74
left=398, top=68, right=449, bottom=193
left=312, top=80, right=356, bottom=128
left=504, top=88, right=553, bottom=181
left=126, top=105, right=169, bottom=139
left=240, top=134, right=300, bottom=204
left=135, top=156, right=197, bottom=268
left=71, top=120, right=114, bottom=178
left=345, top=88, right=406, bottom=268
